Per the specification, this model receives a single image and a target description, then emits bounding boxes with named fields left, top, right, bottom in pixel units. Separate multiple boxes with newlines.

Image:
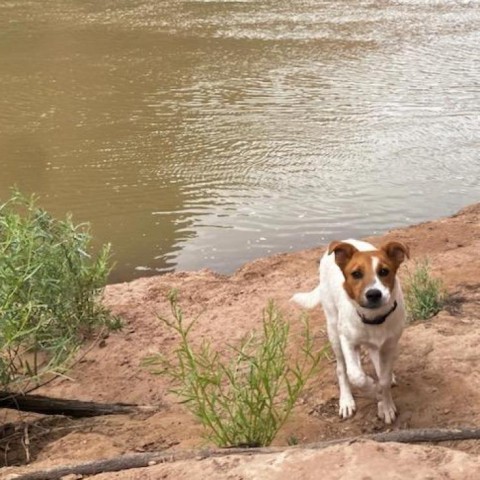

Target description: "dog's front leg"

left=368, top=348, right=397, bottom=386
left=339, top=336, right=376, bottom=395
left=376, top=343, right=398, bottom=424
left=326, top=322, right=356, bottom=418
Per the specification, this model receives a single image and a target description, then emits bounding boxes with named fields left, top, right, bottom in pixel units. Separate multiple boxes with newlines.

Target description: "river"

left=1, top=0, right=479, bottom=282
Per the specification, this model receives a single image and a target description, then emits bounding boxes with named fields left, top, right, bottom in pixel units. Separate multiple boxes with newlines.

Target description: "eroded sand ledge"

left=5, top=204, right=480, bottom=478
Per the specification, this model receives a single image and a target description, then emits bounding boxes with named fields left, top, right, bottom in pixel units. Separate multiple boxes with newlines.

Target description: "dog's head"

left=328, top=240, right=409, bottom=309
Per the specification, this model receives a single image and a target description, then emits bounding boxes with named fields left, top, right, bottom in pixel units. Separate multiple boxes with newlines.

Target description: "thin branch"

left=12, top=427, right=480, bottom=480
left=0, top=392, right=155, bottom=418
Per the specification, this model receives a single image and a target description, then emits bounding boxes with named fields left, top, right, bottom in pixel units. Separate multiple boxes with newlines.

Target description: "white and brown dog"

left=293, top=239, right=409, bottom=424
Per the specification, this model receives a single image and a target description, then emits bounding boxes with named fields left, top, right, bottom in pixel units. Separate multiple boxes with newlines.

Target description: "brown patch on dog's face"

left=374, top=252, right=397, bottom=292
left=342, top=252, right=374, bottom=304
left=329, top=242, right=373, bottom=303
left=329, top=240, right=409, bottom=307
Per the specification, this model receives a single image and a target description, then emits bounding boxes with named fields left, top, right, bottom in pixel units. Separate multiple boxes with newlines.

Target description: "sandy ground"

left=2, top=203, right=480, bottom=478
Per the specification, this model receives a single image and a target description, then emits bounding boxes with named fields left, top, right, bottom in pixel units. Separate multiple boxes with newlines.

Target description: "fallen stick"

left=0, top=391, right=154, bottom=418
left=12, top=427, right=480, bottom=480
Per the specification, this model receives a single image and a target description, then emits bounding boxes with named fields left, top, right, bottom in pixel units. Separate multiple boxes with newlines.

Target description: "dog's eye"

left=351, top=270, right=363, bottom=280
left=378, top=268, right=390, bottom=277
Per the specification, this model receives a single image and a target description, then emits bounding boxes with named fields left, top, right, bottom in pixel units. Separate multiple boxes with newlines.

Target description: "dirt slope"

left=2, top=203, right=480, bottom=478
left=90, top=440, right=480, bottom=480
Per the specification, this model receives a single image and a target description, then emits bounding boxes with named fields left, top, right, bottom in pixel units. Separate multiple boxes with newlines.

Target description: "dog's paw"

left=377, top=399, right=397, bottom=424
left=339, top=396, right=356, bottom=419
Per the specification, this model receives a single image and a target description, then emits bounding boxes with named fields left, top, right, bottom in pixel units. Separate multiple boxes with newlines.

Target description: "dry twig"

left=0, top=392, right=155, bottom=418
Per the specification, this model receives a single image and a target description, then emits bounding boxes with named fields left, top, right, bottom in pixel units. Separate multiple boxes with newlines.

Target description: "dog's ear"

left=381, top=241, right=410, bottom=267
left=328, top=241, right=358, bottom=271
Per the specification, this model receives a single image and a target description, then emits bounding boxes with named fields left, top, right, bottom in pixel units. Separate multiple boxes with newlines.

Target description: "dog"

left=292, top=239, right=409, bottom=424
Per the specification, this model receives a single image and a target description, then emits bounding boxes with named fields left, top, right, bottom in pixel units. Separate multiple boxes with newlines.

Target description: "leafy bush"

left=0, top=191, right=115, bottom=389
left=404, top=258, right=446, bottom=321
left=145, top=291, right=325, bottom=447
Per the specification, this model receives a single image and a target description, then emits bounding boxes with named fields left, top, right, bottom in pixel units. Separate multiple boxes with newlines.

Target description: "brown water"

left=1, top=1, right=479, bottom=282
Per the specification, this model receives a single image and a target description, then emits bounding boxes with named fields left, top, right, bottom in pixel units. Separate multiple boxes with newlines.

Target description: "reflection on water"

left=1, top=1, right=479, bottom=282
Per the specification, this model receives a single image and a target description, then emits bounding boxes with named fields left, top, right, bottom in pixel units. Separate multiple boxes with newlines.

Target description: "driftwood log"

left=12, top=427, right=480, bottom=480
left=0, top=391, right=152, bottom=418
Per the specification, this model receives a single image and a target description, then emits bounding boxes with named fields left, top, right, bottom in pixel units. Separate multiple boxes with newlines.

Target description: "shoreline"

left=107, top=202, right=479, bottom=286
left=107, top=201, right=479, bottom=289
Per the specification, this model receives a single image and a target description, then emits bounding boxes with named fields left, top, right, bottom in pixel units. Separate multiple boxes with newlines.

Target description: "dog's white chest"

left=338, top=304, right=404, bottom=349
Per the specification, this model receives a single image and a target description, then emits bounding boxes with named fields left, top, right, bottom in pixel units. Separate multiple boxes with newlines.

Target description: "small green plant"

left=404, top=258, right=446, bottom=321
left=287, top=434, right=299, bottom=446
left=145, top=291, right=325, bottom=448
left=0, top=190, right=115, bottom=389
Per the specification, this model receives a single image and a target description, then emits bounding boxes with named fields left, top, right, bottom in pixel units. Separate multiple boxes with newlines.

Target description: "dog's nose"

left=366, top=289, right=382, bottom=303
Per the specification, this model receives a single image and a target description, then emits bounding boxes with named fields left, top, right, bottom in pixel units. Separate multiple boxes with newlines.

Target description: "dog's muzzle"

left=357, top=301, right=398, bottom=325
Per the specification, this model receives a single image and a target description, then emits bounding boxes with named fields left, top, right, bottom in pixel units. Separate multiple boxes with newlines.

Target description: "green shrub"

left=145, top=291, right=325, bottom=447
left=0, top=191, right=115, bottom=389
left=404, top=259, right=446, bottom=321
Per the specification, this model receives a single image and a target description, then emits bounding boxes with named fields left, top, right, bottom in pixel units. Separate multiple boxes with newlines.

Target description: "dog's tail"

left=291, top=285, right=322, bottom=309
